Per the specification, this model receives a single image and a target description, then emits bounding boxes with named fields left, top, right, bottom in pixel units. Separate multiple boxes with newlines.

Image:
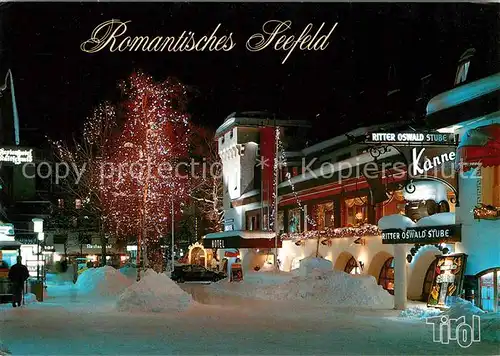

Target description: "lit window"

left=288, top=208, right=301, bottom=233
left=75, top=199, right=82, bottom=209
left=344, top=196, right=368, bottom=226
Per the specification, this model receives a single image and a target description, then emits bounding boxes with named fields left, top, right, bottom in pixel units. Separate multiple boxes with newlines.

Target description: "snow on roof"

left=378, top=214, right=416, bottom=230
left=426, top=72, right=500, bottom=116
left=416, top=212, right=456, bottom=227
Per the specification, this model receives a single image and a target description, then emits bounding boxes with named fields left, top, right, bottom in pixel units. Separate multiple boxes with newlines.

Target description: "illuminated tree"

left=50, top=102, right=118, bottom=265
left=101, top=71, right=191, bottom=278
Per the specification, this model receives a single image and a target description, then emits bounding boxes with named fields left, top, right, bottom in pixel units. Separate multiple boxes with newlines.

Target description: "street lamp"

left=32, top=218, right=44, bottom=280
left=0, top=69, right=21, bottom=146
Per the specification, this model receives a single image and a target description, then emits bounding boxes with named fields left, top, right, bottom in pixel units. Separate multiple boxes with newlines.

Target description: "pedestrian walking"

left=8, top=256, right=29, bottom=308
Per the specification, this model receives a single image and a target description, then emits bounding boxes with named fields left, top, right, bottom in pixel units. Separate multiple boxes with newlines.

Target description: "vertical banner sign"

left=260, top=127, right=276, bottom=230
left=427, top=254, right=467, bottom=308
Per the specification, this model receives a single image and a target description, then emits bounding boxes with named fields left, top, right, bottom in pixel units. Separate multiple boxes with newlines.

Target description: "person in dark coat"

left=8, top=256, right=29, bottom=308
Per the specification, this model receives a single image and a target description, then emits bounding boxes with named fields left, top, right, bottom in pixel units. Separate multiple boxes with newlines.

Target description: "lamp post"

left=32, top=218, right=44, bottom=281
left=0, top=69, right=21, bottom=146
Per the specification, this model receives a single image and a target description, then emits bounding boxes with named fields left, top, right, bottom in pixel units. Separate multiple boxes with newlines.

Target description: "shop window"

left=344, top=196, right=368, bottom=226
left=478, top=268, right=500, bottom=313
left=382, top=190, right=405, bottom=217
left=345, top=257, right=360, bottom=275
left=422, top=260, right=437, bottom=302
left=277, top=211, right=284, bottom=233
left=480, top=166, right=500, bottom=208
left=314, top=201, right=335, bottom=230
left=288, top=208, right=301, bottom=233
left=246, top=210, right=261, bottom=231
left=379, top=257, right=395, bottom=295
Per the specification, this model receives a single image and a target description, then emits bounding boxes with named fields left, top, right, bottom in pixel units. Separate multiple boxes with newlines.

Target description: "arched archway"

left=378, top=257, right=395, bottom=295
left=408, top=246, right=440, bottom=301
left=187, top=242, right=207, bottom=268
left=367, top=251, right=393, bottom=279
left=422, top=260, right=437, bottom=302
left=334, top=252, right=356, bottom=273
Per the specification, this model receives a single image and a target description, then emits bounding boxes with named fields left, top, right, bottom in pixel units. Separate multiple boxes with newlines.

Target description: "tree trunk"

left=100, top=220, right=107, bottom=267
left=315, top=237, right=320, bottom=258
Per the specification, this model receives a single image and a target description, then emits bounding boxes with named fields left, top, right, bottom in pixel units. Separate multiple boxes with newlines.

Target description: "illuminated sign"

left=411, top=147, right=456, bottom=177
left=367, top=132, right=456, bottom=145
left=0, top=148, right=33, bottom=164
left=381, top=224, right=461, bottom=244
left=86, top=244, right=112, bottom=249
left=211, top=239, right=225, bottom=249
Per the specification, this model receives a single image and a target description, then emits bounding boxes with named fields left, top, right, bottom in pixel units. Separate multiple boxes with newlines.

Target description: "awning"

left=0, top=241, right=22, bottom=250
left=203, top=231, right=281, bottom=249
left=456, top=124, right=500, bottom=171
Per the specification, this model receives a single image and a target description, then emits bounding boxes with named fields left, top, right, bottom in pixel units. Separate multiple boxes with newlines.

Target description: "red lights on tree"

left=101, top=71, right=191, bottom=278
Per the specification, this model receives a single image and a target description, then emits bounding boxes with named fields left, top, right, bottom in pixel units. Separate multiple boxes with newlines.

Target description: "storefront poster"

left=427, top=254, right=467, bottom=308
left=230, top=263, right=243, bottom=282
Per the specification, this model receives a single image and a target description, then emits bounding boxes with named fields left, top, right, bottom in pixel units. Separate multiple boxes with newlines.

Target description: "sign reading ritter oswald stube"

left=367, top=132, right=456, bottom=145
left=382, top=224, right=462, bottom=244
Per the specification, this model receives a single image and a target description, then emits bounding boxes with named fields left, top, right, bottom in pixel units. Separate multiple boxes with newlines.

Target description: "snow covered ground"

left=0, top=267, right=498, bottom=355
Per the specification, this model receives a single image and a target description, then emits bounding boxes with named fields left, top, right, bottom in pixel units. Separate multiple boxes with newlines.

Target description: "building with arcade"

left=200, top=49, right=499, bottom=312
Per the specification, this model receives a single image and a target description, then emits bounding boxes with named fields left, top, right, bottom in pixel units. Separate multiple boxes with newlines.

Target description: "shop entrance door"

left=479, top=269, right=499, bottom=312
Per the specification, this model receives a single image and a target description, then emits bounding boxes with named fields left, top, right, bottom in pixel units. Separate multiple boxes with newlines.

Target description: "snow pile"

left=417, top=212, right=455, bottom=227
left=399, top=305, right=441, bottom=319
left=23, top=293, right=38, bottom=304
left=116, top=269, right=194, bottom=313
left=243, top=269, right=394, bottom=309
left=378, top=214, right=416, bottom=230
left=119, top=265, right=138, bottom=280
left=295, top=257, right=333, bottom=277
left=76, top=266, right=133, bottom=297
left=444, top=298, right=499, bottom=342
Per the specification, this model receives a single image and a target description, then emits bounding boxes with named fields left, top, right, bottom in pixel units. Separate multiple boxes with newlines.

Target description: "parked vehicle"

left=170, top=264, right=226, bottom=283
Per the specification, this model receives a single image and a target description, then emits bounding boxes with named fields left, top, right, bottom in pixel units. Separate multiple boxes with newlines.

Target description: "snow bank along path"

left=75, top=266, right=133, bottom=297
left=400, top=298, right=499, bottom=343
left=211, top=258, right=394, bottom=309
left=116, top=269, right=194, bottom=313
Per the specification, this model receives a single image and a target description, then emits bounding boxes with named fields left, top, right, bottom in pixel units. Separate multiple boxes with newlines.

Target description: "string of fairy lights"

left=271, top=126, right=317, bottom=235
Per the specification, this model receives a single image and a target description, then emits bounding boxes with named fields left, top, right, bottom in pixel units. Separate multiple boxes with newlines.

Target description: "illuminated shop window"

left=422, top=260, right=437, bottom=302
left=478, top=268, right=500, bottom=313
left=345, top=256, right=360, bottom=275
left=473, top=166, right=500, bottom=219
left=379, top=257, right=395, bottom=295
left=345, top=196, right=368, bottom=226
left=314, top=201, right=335, bottom=230
left=288, top=208, right=301, bottom=233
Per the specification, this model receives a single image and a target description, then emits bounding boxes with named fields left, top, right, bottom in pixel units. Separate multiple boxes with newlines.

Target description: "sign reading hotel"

left=367, top=132, right=456, bottom=145
left=0, top=148, right=33, bottom=165
left=381, top=224, right=461, bottom=244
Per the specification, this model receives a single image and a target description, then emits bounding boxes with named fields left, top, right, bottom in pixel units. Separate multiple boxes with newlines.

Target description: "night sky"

left=0, top=3, right=498, bottom=144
